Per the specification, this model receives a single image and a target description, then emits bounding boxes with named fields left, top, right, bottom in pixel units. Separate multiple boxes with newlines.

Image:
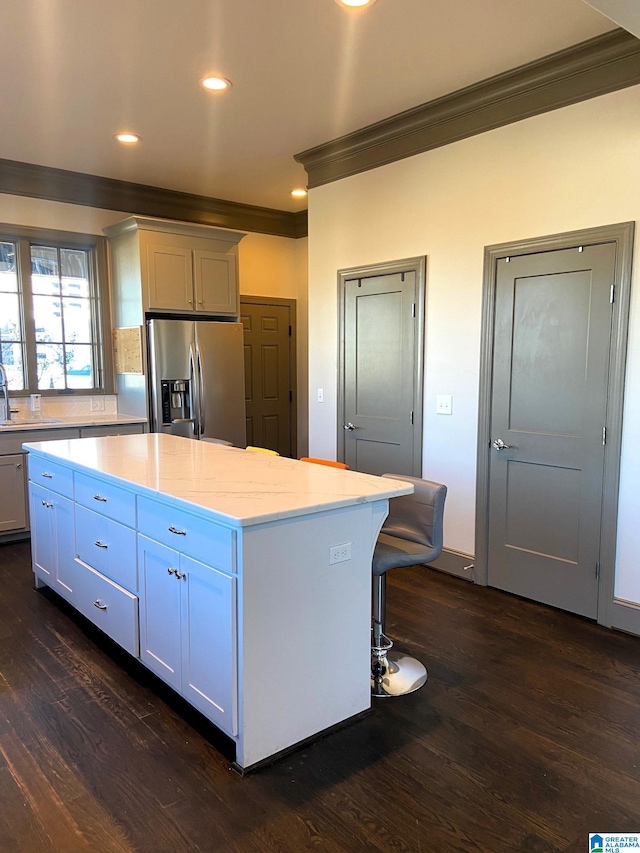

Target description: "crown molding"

left=0, top=158, right=307, bottom=239
left=295, top=29, right=640, bottom=188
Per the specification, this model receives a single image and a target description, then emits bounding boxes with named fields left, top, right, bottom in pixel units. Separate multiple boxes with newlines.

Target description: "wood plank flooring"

left=1, top=540, right=639, bottom=852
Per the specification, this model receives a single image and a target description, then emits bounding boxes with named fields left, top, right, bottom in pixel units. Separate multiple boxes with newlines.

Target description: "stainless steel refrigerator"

left=147, top=318, right=246, bottom=447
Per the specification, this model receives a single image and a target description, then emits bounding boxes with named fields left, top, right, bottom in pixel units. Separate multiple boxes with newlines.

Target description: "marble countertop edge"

left=23, top=434, right=413, bottom=528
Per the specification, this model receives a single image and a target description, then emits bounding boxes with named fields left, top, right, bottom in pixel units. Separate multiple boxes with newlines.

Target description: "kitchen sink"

left=0, top=418, right=64, bottom=426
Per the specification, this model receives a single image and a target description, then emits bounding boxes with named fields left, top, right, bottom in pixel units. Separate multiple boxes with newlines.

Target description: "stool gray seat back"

left=373, top=475, right=447, bottom=576
left=370, top=474, right=447, bottom=697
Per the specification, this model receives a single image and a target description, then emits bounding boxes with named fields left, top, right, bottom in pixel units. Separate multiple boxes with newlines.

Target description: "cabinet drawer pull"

left=175, top=570, right=186, bottom=580
left=168, top=525, right=187, bottom=536
left=94, top=540, right=108, bottom=549
left=167, top=567, right=177, bottom=575
left=41, top=472, right=53, bottom=478
left=93, top=600, right=108, bottom=610
left=93, top=494, right=107, bottom=502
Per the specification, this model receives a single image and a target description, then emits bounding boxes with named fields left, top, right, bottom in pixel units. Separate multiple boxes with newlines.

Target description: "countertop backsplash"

left=11, top=395, right=119, bottom=419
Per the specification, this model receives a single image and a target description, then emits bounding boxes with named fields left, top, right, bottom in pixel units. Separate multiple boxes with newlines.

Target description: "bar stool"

left=372, top=474, right=447, bottom=698
left=246, top=446, right=279, bottom=456
left=300, top=457, right=349, bottom=469
left=201, top=437, right=233, bottom=446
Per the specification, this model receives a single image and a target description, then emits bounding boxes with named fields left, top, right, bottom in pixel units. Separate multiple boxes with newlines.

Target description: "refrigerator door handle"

left=196, top=341, right=205, bottom=436
left=189, top=343, right=199, bottom=437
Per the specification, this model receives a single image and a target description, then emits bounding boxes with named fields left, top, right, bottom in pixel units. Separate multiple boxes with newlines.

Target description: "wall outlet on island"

left=91, top=398, right=105, bottom=412
left=329, top=543, right=352, bottom=564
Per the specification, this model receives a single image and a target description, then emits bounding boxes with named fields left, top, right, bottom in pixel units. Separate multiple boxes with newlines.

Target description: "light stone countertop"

left=23, top=432, right=413, bottom=527
left=1, top=414, right=147, bottom=432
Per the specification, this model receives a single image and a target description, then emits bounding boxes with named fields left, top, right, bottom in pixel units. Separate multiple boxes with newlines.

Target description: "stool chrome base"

left=371, top=641, right=428, bottom=698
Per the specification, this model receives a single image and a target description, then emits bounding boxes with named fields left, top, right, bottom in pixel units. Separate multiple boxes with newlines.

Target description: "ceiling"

left=0, top=0, right=620, bottom=214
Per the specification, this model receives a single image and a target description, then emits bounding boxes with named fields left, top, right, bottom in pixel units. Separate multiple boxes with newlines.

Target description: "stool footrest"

left=371, top=649, right=428, bottom=698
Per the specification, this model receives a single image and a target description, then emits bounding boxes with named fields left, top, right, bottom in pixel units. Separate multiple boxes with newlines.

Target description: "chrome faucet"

left=0, top=363, right=10, bottom=422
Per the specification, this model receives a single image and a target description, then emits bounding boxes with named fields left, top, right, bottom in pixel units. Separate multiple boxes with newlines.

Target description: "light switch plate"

left=436, top=394, right=453, bottom=415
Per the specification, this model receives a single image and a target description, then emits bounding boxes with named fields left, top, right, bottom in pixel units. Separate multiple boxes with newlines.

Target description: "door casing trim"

left=337, top=257, right=426, bottom=475
left=475, top=222, right=634, bottom=628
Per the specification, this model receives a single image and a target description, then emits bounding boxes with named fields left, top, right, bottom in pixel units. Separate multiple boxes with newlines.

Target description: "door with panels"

left=485, top=241, right=618, bottom=618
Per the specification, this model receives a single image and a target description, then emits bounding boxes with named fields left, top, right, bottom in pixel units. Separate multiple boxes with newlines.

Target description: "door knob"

left=492, top=438, right=511, bottom=450
left=344, top=422, right=356, bottom=431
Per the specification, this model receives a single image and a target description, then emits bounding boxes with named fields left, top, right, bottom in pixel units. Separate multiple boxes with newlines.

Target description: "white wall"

left=239, top=233, right=309, bottom=456
left=307, top=83, right=640, bottom=603
left=0, top=194, right=309, bottom=453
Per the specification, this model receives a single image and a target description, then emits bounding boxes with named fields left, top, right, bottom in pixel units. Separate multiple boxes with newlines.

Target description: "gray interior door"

left=342, top=269, right=420, bottom=476
left=487, top=243, right=616, bottom=618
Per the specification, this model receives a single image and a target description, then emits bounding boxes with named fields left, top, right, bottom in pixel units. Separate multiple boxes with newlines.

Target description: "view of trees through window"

left=0, top=237, right=99, bottom=392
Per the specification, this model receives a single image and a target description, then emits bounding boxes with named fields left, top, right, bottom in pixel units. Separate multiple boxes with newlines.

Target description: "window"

left=0, top=225, right=111, bottom=394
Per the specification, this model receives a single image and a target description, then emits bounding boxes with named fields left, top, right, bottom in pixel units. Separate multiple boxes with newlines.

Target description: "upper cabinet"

left=105, top=217, right=245, bottom=324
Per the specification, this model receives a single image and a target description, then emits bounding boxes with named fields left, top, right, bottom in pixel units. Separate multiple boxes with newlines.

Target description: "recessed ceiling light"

left=336, top=0, right=377, bottom=7
left=115, top=132, right=141, bottom=144
left=291, top=188, right=308, bottom=198
left=200, top=76, right=232, bottom=92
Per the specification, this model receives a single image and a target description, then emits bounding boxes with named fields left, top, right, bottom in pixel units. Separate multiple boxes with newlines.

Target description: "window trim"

left=0, top=222, right=113, bottom=396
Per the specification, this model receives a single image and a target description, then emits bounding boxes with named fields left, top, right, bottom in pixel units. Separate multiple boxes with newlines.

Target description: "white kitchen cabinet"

left=105, top=217, right=244, bottom=320
left=0, top=423, right=144, bottom=541
left=138, top=534, right=237, bottom=736
left=29, top=482, right=76, bottom=601
left=24, top=433, right=412, bottom=771
left=146, top=243, right=237, bottom=315
left=0, top=453, right=27, bottom=533
left=0, top=427, right=78, bottom=539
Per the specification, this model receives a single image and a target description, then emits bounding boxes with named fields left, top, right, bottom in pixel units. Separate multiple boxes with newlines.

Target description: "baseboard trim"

left=429, top=548, right=475, bottom=582
left=610, top=599, right=640, bottom=637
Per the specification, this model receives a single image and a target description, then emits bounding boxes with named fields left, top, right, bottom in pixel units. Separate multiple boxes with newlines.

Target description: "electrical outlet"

left=329, top=543, right=351, bottom=564
left=90, top=397, right=105, bottom=412
left=436, top=394, right=452, bottom=415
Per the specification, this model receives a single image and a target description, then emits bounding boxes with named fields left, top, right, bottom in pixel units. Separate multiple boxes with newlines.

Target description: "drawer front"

left=74, top=560, right=139, bottom=657
left=75, top=471, right=136, bottom=526
left=75, top=505, right=137, bottom=591
left=137, top=496, right=235, bottom=573
left=79, top=424, right=146, bottom=438
left=28, top=455, right=74, bottom=498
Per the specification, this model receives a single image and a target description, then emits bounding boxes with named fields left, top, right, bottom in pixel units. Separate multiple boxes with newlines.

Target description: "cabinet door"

left=146, top=243, right=194, bottom=312
left=29, top=485, right=75, bottom=597
left=0, top=454, right=27, bottom=532
left=138, top=535, right=182, bottom=690
left=193, top=250, right=238, bottom=315
left=180, top=554, right=237, bottom=736
left=30, top=483, right=55, bottom=580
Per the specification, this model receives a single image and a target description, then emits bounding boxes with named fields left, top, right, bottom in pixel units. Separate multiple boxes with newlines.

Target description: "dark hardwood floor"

left=1, top=540, right=639, bottom=852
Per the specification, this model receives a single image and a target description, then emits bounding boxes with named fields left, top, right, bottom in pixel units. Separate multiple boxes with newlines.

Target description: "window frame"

left=0, top=222, right=113, bottom=396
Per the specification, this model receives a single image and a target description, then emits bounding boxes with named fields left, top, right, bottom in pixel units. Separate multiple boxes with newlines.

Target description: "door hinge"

left=410, top=410, right=414, bottom=425
left=288, top=325, right=292, bottom=336
left=412, top=303, right=416, bottom=318
left=596, top=561, right=601, bottom=580
left=289, top=389, right=292, bottom=402
left=602, top=426, right=607, bottom=446
left=610, top=284, right=615, bottom=304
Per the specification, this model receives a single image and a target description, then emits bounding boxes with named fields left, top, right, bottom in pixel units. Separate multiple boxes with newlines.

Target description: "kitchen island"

left=24, top=433, right=412, bottom=771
